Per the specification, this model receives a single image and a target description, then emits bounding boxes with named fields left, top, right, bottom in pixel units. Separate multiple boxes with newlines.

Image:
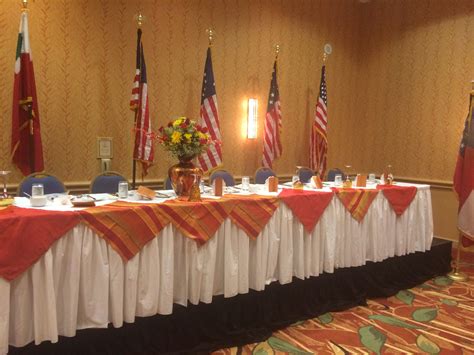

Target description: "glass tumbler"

left=118, top=181, right=129, bottom=199
left=241, top=176, right=250, bottom=192
left=31, top=184, right=44, bottom=197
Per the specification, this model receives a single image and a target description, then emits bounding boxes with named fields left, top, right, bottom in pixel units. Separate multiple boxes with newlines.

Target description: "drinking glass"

left=334, top=174, right=342, bottom=186
left=292, top=175, right=299, bottom=184
left=368, top=173, right=376, bottom=184
left=32, top=184, right=44, bottom=197
left=118, top=181, right=128, bottom=199
left=241, top=176, right=250, bottom=192
left=0, top=170, right=11, bottom=198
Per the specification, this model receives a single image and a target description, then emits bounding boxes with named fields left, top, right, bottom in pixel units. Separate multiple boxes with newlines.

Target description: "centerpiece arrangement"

left=158, top=117, right=216, bottom=196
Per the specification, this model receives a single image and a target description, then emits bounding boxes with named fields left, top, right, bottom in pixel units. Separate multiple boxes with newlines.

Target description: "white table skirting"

left=0, top=185, right=433, bottom=353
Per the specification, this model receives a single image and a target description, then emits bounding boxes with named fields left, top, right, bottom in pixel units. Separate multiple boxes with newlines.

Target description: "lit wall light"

left=247, top=98, right=258, bottom=139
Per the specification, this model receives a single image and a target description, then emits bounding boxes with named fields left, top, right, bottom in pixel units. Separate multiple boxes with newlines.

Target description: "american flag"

left=310, top=65, right=328, bottom=178
left=130, top=28, right=154, bottom=175
left=197, top=47, right=222, bottom=172
left=262, top=60, right=282, bottom=168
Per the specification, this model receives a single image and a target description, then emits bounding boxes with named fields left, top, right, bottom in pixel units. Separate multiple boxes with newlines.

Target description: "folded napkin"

left=376, top=184, right=417, bottom=215
left=332, top=188, right=379, bottom=222
left=279, top=189, right=333, bottom=233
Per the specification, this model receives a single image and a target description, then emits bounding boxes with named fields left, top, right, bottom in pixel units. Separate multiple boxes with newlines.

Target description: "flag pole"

left=206, top=28, right=215, bottom=47
left=131, top=13, right=144, bottom=190
left=448, top=231, right=469, bottom=282
left=448, top=80, right=474, bottom=282
left=20, top=0, right=36, bottom=174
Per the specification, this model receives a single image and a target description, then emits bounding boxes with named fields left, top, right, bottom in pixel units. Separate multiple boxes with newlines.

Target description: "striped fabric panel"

left=80, top=196, right=280, bottom=260
left=333, top=188, right=379, bottom=222
left=80, top=202, right=169, bottom=260
left=158, top=198, right=234, bottom=244
left=225, top=195, right=280, bottom=239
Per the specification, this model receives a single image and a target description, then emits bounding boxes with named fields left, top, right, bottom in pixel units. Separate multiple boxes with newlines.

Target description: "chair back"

left=90, top=172, right=127, bottom=194
left=254, top=167, right=276, bottom=184
left=164, top=177, right=173, bottom=190
left=210, top=170, right=235, bottom=187
left=297, top=167, right=314, bottom=183
left=326, top=168, right=345, bottom=182
left=18, top=173, right=66, bottom=197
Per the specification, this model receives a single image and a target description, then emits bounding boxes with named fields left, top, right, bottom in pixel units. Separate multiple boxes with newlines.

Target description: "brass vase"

left=168, top=156, right=203, bottom=197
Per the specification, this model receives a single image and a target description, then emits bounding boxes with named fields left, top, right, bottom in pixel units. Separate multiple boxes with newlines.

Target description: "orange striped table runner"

left=332, top=188, right=379, bottom=222
left=158, top=198, right=235, bottom=243
left=223, top=194, right=280, bottom=239
left=80, top=201, right=169, bottom=259
left=80, top=195, right=280, bottom=260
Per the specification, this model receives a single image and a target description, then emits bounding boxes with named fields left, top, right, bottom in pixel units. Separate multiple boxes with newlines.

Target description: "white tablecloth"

left=0, top=184, right=433, bottom=353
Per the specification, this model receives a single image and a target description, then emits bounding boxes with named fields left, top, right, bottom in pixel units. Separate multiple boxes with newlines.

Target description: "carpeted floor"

left=213, top=250, right=474, bottom=354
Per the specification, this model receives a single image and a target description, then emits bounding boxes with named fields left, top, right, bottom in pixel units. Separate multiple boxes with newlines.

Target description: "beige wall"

left=0, top=0, right=361, bottom=183
left=0, top=0, right=472, bottom=240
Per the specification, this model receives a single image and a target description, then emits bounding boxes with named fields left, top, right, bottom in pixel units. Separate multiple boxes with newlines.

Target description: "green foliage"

left=412, top=308, right=438, bottom=322
left=368, top=315, right=421, bottom=329
left=416, top=334, right=440, bottom=354
left=396, top=290, right=415, bottom=305
left=358, top=325, right=386, bottom=355
left=267, top=336, right=312, bottom=354
left=318, top=313, right=333, bottom=324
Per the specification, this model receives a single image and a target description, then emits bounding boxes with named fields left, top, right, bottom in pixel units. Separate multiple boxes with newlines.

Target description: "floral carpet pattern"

left=214, top=261, right=474, bottom=354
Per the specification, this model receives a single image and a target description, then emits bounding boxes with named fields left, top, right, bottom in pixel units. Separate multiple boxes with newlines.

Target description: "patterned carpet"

left=213, top=251, right=474, bottom=354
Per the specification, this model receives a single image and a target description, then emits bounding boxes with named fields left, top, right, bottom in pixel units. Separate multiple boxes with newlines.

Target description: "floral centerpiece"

left=158, top=117, right=213, bottom=162
left=158, top=117, right=217, bottom=197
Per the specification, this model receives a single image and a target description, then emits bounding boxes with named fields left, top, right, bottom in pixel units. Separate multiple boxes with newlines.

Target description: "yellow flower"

left=171, top=131, right=182, bottom=143
left=173, top=117, right=185, bottom=127
left=184, top=133, right=192, bottom=142
left=197, top=132, right=207, bottom=139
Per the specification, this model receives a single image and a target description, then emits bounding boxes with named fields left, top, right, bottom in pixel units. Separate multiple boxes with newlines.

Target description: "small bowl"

left=30, top=196, right=47, bottom=207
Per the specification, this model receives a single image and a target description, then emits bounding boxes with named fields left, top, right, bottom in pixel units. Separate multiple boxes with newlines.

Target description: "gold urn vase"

left=168, top=156, right=203, bottom=197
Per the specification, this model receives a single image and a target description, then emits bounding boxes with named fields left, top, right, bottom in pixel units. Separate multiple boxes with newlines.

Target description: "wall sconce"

left=247, top=98, right=258, bottom=139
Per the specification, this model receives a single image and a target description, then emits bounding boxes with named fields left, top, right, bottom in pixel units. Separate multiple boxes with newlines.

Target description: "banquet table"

left=0, top=182, right=433, bottom=354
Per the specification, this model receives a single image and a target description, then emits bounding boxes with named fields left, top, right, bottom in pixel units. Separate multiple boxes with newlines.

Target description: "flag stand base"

left=448, top=271, right=469, bottom=282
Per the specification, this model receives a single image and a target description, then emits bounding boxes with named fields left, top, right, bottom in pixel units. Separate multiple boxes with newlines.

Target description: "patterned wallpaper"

left=0, top=0, right=472, bottom=187
left=349, top=0, right=474, bottom=182
left=0, top=0, right=361, bottom=185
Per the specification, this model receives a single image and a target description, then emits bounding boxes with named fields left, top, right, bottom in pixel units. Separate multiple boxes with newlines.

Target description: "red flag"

left=262, top=59, right=282, bottom=168
left=130, top=28, right=154, bottom=175
left=11, top=11, right=44, bottom=176
left=310, top=65, right=328, bottom=179
left=197, top=47, right=222, bottom=172
left=454, top=88, right=474, bottom=247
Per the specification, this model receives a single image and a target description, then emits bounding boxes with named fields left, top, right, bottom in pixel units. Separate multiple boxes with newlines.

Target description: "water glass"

left=334, top=174, right=342, bottom=186
left=241, top=176, right=250, bottom=192
left=31, top=183, right=44, bottom=197
left=118, top=181, right=129, bottom=199
left=292, top=175, right=299, bottom=184
left=368, top=173, right=376, bottom=184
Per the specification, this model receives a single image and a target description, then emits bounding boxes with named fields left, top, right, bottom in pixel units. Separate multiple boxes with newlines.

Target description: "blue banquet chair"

left=210, top=170, right=235, bottom=187
left=17, top=172, right=66, bottom=197
left=164, top=176, right=173, bottom=190
left=297, top=166, right=314, bottom=183
left=326, top=168, right=345, bottom=182
left=90, top=171, right=127, bottom=194
left=254, top=167, right=276, bottom=184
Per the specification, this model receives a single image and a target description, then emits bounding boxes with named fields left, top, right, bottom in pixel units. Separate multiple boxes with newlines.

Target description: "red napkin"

left=377, top=184, right=417, bottom=215
left=0, top=207, right=81, bottom=281
left=279, top=189, right=333, bottom=233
